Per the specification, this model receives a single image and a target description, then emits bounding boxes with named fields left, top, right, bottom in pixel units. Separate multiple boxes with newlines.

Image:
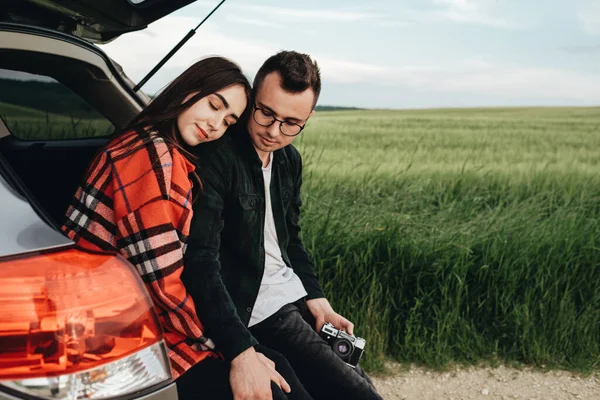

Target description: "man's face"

left=247, top=72, right=315, bottom=159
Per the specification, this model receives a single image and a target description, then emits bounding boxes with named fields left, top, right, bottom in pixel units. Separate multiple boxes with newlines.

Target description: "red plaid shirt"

left=62, top=129, right=216, bottom=378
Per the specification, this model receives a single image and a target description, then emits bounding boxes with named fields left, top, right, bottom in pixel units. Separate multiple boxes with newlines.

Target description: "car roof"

left=1, top=0, right=197, bottom=43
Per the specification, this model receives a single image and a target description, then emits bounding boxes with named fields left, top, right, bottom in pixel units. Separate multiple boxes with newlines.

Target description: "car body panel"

left=0, top=382, right=179, bottom=400
left=0, top=172, right=72, bottom=258
left=2, top=0, right=197, bottom=43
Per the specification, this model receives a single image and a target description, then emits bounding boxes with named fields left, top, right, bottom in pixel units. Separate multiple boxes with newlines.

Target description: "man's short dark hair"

left=253, top=50, right=321, bottom=108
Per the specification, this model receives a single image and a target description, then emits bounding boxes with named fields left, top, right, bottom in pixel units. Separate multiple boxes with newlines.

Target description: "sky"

left=99, top=0, right=600, bottom=109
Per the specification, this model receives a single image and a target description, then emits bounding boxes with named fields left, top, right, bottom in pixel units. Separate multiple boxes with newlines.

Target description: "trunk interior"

left=0, top=26, right=143, bottom=228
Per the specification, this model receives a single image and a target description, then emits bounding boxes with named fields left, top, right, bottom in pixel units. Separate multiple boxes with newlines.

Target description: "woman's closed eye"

left=224, top=116, right=239, bottom=127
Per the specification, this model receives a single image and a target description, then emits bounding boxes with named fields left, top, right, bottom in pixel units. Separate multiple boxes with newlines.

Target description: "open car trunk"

left=0, top=24, right=144, bottom=228
left=1, top=0, right=197, bottom=42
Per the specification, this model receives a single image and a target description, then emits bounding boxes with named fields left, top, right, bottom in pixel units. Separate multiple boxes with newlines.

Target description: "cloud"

left=100, top=15, right=599, bottom=105
left=432, top=65, right=600, bottom=101
left=578, top=2, right=600, bottom=35
left=378, top=20, right=411, bottom=29
left=411, top=0, right=521, bottom=29
left=364, top=60, right=600, bottom=102
left=560, top=44, right=600, bottom=54
left=224, top=15, right=285, bottom=29
left=100, top=16, right=277, bottom=85
left=287, top=55, right=600, bottom=103
left=100, top=15, right=393, bottom=89
left=226, top=4, right=381, bottom=22
left=315, top=57, right=397, bottom=84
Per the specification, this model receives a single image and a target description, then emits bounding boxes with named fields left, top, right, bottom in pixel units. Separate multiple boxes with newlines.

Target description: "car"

left=0, top=1, right=202, bottom=399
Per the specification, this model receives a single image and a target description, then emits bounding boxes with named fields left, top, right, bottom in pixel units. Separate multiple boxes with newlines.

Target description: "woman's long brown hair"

left=125, top=56, right=251, bottom=189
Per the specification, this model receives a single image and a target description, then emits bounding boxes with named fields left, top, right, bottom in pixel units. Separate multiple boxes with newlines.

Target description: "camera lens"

left=332, top=338, right=353, bottom=359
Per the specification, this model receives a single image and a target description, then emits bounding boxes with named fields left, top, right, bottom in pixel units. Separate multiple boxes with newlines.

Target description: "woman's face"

left=177, top=84, right=247, bottom=146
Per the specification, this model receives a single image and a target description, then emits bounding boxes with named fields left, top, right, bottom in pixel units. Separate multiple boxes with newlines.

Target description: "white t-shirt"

left=248, top=153, right=307, bottom=327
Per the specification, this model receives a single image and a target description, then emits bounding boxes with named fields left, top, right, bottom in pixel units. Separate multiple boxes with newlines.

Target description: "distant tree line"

left=0, top=78, right=103, bottom=118
left=314, top=105, right=363, bottom=111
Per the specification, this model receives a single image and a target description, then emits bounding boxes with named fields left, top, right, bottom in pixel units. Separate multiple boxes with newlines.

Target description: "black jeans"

left=176, top=345, right=312, bottom=400
left=249, top=300, right=383, bottom=400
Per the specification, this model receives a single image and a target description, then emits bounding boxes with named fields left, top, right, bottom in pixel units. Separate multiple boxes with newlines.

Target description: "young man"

left=183, top=51, right=382, bottom=400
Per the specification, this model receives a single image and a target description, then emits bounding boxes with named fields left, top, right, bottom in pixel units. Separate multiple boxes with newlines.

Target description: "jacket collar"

left=230, top=124, right=286, bottom=167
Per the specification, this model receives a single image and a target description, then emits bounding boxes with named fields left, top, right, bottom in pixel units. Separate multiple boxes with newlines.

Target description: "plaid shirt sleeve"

left=114, top=185, right=204, bottom=339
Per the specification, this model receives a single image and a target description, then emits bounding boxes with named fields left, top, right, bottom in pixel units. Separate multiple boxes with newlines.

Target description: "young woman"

left=62, top=56, right=311, bottom=400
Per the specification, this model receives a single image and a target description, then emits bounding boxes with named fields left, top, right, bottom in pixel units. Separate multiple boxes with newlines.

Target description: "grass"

left=295, top=107, right=600, bottom=373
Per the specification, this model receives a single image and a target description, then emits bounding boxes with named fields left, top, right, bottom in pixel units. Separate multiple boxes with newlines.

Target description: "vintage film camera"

left=319, top=322, right=366, bottom=368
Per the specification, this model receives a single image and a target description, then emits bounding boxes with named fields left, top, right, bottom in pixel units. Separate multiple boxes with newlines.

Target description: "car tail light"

left=0, top=248, right=172, bottom=399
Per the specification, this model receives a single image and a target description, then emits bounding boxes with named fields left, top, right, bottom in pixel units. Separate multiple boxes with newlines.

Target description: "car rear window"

left=0, top=69, right=115, bottom=140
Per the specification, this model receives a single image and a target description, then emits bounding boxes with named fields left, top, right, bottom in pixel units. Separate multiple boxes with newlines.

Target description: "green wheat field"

left=295, top=107, right=600, bottom=372
left=2, top=104, right=599, bottom=373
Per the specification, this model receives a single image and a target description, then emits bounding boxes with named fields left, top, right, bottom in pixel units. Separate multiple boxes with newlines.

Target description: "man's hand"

left=230, top=347, right=291, bottom=400
left=306, top=297, right=354, bottom=335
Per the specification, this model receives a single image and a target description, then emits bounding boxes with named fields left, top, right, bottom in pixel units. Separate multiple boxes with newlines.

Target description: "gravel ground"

left=370, top=362, right=600, bottom=400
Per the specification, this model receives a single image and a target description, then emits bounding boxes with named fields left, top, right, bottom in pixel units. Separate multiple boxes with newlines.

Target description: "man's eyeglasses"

left=252, top=104, right=306, bottom=137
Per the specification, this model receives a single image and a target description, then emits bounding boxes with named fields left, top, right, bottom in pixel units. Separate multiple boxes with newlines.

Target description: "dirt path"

left=371, top=362, right=600, bottom=400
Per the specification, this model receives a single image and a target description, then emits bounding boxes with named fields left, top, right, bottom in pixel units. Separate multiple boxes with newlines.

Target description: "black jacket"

left=183, top=127, right=324, bottom=362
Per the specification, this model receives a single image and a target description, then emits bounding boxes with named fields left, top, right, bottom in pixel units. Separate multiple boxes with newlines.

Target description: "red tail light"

left=0, top=248, right=172, bottom=399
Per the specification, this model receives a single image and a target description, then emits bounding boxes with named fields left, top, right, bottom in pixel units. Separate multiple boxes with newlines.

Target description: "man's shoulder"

left=195, top=134, right=238, bottom=167
left=283, top=143, right=301, bottom=158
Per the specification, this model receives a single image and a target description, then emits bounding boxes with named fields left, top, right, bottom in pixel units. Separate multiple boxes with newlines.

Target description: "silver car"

left=0, top=1, right=201, bottom=399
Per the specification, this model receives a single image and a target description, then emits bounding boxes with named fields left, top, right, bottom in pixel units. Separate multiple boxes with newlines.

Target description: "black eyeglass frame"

left=252, top=104, right=307, bottom=137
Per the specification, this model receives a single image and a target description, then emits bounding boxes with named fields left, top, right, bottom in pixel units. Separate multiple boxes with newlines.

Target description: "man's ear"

left=308, top=109, right=316, bottom=119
